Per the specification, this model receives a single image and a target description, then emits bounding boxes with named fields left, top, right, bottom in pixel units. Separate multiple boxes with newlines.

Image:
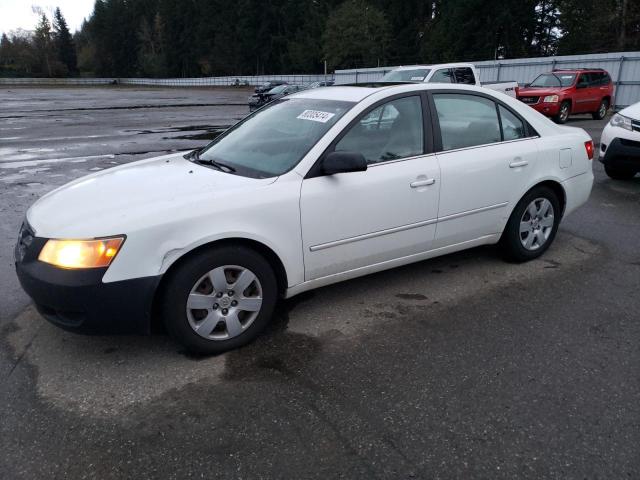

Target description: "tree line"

left=1, top=0, right=638, bottom=78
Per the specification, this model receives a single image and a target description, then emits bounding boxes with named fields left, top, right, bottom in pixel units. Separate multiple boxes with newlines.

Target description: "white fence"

left=334, top=51, right=640, bottom=109
left=0, top=74, right=333, bottom=88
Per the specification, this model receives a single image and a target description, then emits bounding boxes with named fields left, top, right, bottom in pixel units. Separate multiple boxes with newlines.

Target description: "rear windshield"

left=381, top=69, right=431, bottom=82
left=530, top=73, right=576, bottom=88
left=197, top=98, right=354, bottom=178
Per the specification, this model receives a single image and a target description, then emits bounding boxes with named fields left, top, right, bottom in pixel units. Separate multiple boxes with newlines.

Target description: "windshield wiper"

left=186, top=149, right=236, bottom=173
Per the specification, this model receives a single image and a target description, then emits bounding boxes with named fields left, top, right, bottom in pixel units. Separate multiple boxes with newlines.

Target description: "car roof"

left=550, top=69, right=605, bottom=73
left=392, top=63, right=475, bottom=71
left=291, top=82, right=493, bottom=103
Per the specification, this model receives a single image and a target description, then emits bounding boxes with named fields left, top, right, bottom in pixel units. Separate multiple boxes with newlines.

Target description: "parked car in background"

left=307, top=80, right=335, bottom=89
left=248, top=84, right=306, bottom=111
left=380, top=63, right=519, bottom=98
left=599, top=101, right=640, bottom=179
left=16, top=82, right=594, bottom=354
left=517, top=69, right=614, bottom=124
left=254, top=80, right=288, bottom=94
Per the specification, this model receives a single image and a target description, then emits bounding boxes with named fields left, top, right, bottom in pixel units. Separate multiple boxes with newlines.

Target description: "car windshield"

left=197, top=98, right=354, bottom=178
left=381, top=68, right=431, bottom=82
left=530, top=73, right=576, bottom=88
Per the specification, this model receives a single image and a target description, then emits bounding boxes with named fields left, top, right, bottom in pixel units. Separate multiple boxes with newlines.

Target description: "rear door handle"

left=410, top=178, right=436, bottom=188
left=509, top=160, right=529, bottom=168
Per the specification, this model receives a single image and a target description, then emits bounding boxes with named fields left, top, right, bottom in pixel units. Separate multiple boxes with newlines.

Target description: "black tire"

left=500, top=186, right=561, bottom=262
left=604, top=164, right=637, bottom=180
left=161, top=245, right=278, bottom=355
left=592, top=99, right=609, bottom=120
left=553, top=101, right=571, bottom=124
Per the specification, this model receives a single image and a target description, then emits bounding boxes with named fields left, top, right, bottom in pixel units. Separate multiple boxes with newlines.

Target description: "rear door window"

left=433, top=93, right=501, bottom=151
left=429, top=69, right=454, bottom=84
left=453, top=67, right=476, bottom=85
left=498, top=105, right=527, bottom=141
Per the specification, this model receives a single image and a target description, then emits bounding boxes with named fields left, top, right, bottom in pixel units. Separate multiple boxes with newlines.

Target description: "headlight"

left=610, top=113, right=632, bottom=131
left=543, top=95, right=559, bottom=103
left=38, top=237, right=125, bottom=269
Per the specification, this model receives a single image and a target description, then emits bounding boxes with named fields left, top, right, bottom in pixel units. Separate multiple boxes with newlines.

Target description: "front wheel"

left=554, top=101, right=571, bottom=124
left=500, top=186, right=561, bottom=262
left=592, top=99, right=609, bottom=120
left=161, top=246, right=278, bottom=354
left=604, top=164, right=637, bottom=180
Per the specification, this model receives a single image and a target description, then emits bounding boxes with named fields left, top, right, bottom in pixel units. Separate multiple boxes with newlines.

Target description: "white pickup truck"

left=380, top=63, right=518, bottom=98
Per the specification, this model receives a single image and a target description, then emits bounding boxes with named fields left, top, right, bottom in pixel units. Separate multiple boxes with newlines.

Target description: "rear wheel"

left=501, top=186, right=561, bottom=262
left=554, top=101, right=571, bottom=124
left=592, top=99, right=609, bottom=120
left=161, top=245, right=278, bottom=354
left=604, top=164, right=637, bottom=180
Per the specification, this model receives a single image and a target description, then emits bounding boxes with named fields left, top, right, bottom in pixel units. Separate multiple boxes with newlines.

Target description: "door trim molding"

left=437, top=202, right=508, bottom=223
left=309, top=217, right=438, bottom=252
left=308, top=202, right=507, bottom=252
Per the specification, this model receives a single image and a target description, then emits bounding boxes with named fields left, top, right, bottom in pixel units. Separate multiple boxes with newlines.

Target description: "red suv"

left=517, top=69, right=614, bottom=124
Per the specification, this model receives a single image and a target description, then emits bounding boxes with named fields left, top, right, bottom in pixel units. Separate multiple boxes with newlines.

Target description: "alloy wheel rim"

left=599, top=103, right=606, bottom=117
left=519, top=198, right=555, bottom=251
left=186, top=265, right=263, bottom=340
left=560, top=104, right=569, bottom=121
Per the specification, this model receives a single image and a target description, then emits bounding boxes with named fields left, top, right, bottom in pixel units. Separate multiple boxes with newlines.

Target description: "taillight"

left=584, top=140, right=594, bottom=160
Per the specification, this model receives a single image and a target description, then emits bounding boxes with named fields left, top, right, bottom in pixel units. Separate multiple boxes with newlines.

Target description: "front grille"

left=15, top=222, right=34, bottom=263
left=632, top=120, right=640, bottom=133
left=519, top=96, right=539, bottom=105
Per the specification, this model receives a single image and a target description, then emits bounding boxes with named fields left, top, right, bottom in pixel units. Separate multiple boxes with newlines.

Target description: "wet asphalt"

left=0, top=87, right=638, bottom=479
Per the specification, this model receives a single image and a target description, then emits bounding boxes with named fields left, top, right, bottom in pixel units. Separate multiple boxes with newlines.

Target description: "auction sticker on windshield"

left=297, top=110, right=336, bottom=123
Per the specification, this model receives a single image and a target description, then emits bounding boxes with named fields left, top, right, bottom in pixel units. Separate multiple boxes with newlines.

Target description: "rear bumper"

left=599, top=137, right=640, bottom=170
left=562, top=171, right=594, bottom=218
left=15, top=232, right=160, bottom=335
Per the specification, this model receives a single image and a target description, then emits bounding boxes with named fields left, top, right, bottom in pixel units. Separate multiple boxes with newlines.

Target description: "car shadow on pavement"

left=3, top=233, right=599, bottom=417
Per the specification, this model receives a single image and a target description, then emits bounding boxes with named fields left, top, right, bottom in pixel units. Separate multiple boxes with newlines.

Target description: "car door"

left=573, top=73, right=594, bottom=113
left=430, top=92, right=538, bottom=247
left=300, top=94, right=441, bottom=281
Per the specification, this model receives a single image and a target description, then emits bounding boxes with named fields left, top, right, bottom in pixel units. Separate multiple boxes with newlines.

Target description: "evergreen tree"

left=33, top=14, right=53, bottom=76
left=53, top=7, right=78, bottom=76
left=322, top=0, right=391, bottom=69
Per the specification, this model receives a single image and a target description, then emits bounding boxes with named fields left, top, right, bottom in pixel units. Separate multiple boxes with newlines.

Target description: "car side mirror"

left=577, top=82, right=587, bottom=89
left=322, top=151, right=367, bottom=175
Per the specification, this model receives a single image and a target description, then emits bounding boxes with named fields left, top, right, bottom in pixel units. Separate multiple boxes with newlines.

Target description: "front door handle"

left=509, top=160, right=529, bottom=168
left=410, top=178, right=436, bottom=188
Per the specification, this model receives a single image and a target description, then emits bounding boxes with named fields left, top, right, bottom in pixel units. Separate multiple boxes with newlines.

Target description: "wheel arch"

left=502, top=179, right=567, bottom=236
left=150, top=237, right=289, bottom=332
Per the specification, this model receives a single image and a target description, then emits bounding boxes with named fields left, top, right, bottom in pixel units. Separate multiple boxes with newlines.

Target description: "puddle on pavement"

left=127, top=124, right=230, bottom=141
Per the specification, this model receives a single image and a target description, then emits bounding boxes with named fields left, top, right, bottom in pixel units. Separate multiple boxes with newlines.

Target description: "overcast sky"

left=0, top=0, right=95, bottom=36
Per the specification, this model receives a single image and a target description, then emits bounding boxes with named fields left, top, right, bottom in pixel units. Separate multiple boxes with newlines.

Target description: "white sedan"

left=15, top=83, right=594, bottom=353
left=599, top=101, right=640, bottom=179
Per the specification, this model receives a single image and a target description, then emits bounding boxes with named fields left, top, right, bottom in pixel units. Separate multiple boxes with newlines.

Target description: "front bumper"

left=530, top=102, right=561, bottom=116
left=599, top=137, right=640, bottom=170
left=15, top=227, right=160, bottom=335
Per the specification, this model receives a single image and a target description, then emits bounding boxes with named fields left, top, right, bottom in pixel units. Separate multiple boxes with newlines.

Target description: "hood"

left=28, top=152, right=276, bottom=238
left=518, top=86, right=567, bottom=97
left=619, top=102, right=640, bottom=121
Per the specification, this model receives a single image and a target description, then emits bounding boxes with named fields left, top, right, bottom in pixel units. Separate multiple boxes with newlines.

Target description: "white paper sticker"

left=297, top=110, right=336, bottom=123
left=410, top=76, right=425, bottom=81
left=561, top=75, right=573, bottom=79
